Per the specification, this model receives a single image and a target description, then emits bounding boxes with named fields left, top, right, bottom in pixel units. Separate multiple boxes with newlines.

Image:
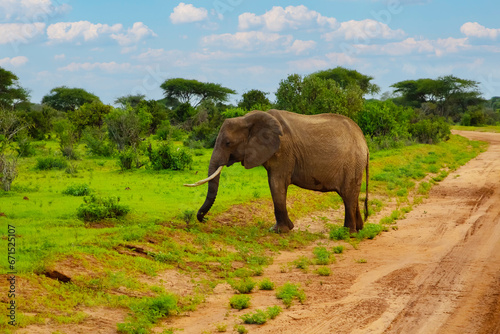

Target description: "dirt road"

left=164, top=130, right=500, bottom=334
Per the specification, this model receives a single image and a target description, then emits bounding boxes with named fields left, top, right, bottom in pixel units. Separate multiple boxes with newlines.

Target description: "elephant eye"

left=225, top=141, right=231, bottom=147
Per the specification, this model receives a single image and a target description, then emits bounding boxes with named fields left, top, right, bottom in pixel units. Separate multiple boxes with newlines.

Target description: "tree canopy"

left=391, top=75, right=484, bottom=119
left=42, top=86, right=100, bottom=112
left=275, top=73, right=364, bottom=118
left=160, top=78, right=235, bottom=108
left=238, top=89, right=271, bottom=111
left=0, top=67, right=30, bottom=109
left=312, top=67, right=380, bottom=96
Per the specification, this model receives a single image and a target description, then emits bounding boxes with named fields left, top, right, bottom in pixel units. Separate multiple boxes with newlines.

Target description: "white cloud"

left=54, top=54, right=65, bottom=60
left=353, top=37, right=469, bottom=57
left=202, top=31, right=293, bottom=50
left=0, top=0, right=71, bottom=21
left=111, top=22, right=156, bottom=46
left=238, top=5, right=337, bottom=31
left=323, top=19, right=405, bottom=41
left=47, top=21, right=122, bottom=43
left=0, top=56, right=29, bottom=67
left=288, top=40, right=316, bottom=55
left=0, top=23, right=46, bottom=45
left=461, top=22, right=500, bottom=39
left=58, top=62, right=136, bottom=73
left=170, top=3, right=208, bottom=24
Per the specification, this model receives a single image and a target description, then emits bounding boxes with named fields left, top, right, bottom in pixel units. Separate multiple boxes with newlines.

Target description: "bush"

left=329, top=225, right=350, bottom=241
left=355, top=223, right=384, bottom=240
left=147, top=143, right=192, bottom=171
left=229, top=295, right=251, bottom=310
left=409, top=116, right=450, bottom=144
left=117, top=148, right=145, bottom=170
left=77, top=195, right=130, bottom=222
left=82, top=127, right=115, bottom=157
left=15, top=132, right=36, bottom=157
left=313, top=246, right=334, bottom=265
left=62, top=183, right=92, bottom=196
left=357, top=100, right=412, bottom=149
left=241, top=306, right=282, bottom=325
left=35, top=156, right=68, bottom=170
left=118, top=294, right=178, bottom=334
left=275, top=283, right=306, bottom=308
left=258, top=278, right=275, bottom=290
left=230, top=278, right=256, bottom=294
left=184, top=122, right=219, bottom=148
left=315, top=266, right=332, bottom=276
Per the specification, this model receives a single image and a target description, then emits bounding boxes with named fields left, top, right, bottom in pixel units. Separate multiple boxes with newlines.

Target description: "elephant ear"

left=243, top=111, right=283, bottom=169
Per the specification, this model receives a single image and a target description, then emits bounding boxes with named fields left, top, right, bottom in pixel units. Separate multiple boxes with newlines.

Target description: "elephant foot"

left=270, top=221, right=294, bottom=233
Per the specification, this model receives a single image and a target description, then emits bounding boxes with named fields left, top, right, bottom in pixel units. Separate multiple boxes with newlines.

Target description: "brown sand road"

left=160, top=130, right=500, bottom=334
left=247, top=130, right=500, bottom=334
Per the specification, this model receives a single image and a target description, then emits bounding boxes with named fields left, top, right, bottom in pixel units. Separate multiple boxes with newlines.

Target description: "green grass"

left=240, top=306, right=282, bottom=325
left=0, top=134, right=486, bottom=332
left=452, top=125, right=500, bottom=133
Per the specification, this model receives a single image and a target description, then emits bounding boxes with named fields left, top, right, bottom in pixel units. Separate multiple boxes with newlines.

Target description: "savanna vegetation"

left=0, top=65, right=495, bottom=333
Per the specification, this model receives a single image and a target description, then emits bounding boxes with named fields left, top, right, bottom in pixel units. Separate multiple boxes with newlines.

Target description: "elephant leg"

left=355, top=202, right=364, bottom=231
left=342, top=192, right=360, bottom=234
left=268, top=175, right=294, bottom=233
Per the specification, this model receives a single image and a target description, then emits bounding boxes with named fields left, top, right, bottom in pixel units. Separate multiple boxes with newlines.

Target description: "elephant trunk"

left=196, top=152, right=228, bottom=222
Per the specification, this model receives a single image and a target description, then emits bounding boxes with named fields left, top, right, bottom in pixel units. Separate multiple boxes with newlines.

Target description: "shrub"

left=77, top=195, right=130, bottom=222
left=356, top=100, right=412, bottom=148
left=147, top=143, right=192, bottom=171
left=329, top=225, right=350, bottom=241
left=15, top=132, right=36, bottom=157
left=355, top=223, right=384, bottom=240
left=240, top=306, right=282, bottom=325
left=184, top=122, right=219, bottom=148
left=117, top=148, right=145, bottom=170
left=258, top=278, right=275, bottom=291
left=315, top=266, right=332, bottom=276
left=241, top=309, right=268, bottom=325
left=409, top=116, right=450, bottom=144
left=35, top=156, right=68, bottom=170
left=118, top=294, right=178, bottom=334
left=313, top=246, right=334, bottom=265
left=82, top=127, right=115, bottom=157
left=230, top=278, right=256, bottom=294
left=62, top=183, right=92, bottom=196
left=332, top=245, right=345, bottom=254
left=229, top=295, right=251, bottom=310
left=276, top=283, right=306, bottom=308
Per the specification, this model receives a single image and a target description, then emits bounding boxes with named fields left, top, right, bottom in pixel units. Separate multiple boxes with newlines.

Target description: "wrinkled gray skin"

left=197, top=109, right=369, bottom=233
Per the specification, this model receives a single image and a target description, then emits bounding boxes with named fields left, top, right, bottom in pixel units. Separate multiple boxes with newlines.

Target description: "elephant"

left=185, top=109, right=369, bottom=233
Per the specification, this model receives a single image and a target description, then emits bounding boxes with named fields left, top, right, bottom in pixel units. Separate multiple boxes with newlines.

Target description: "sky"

left=1, top=0, right=500, bottom=106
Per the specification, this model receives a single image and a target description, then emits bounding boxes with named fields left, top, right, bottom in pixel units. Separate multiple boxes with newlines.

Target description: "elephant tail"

left=364, top=151, right=369, bottom=222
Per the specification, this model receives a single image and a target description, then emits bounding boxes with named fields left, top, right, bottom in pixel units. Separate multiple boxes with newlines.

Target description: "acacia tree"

left=391, top=76, right=484, bottom=119
left=160, top=78, right=235, bottom=108
left=42, top=86, right=100, bottom=112
left=0, top=67, right=30, bottom=109
left=312, top=67, right=380, bottom=97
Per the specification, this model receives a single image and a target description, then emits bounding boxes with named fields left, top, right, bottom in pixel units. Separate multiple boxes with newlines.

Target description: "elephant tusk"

left=184, top=166, right=223, bottom=187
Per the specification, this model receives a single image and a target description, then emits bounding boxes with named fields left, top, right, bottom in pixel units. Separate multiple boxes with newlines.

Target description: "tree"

left=238, top=89, right=271, bottom=111
left=275, top=73, right=364, bottom=118
left=312, top=67, right=380, bottom=96
left=0, top=67, right=30, bottom=109
left=391, top=76, right=484, bottom=120
left=114, top=94, right=146, bottom=108
left=69, top=101, right=112, bottom=135
left=42, top=86, right=100, bottom=112
left=160, top=78, right=235, bottom=108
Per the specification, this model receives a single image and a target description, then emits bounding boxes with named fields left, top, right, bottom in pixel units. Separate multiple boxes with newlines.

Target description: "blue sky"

left=1, top=0, right=499, bottom=105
